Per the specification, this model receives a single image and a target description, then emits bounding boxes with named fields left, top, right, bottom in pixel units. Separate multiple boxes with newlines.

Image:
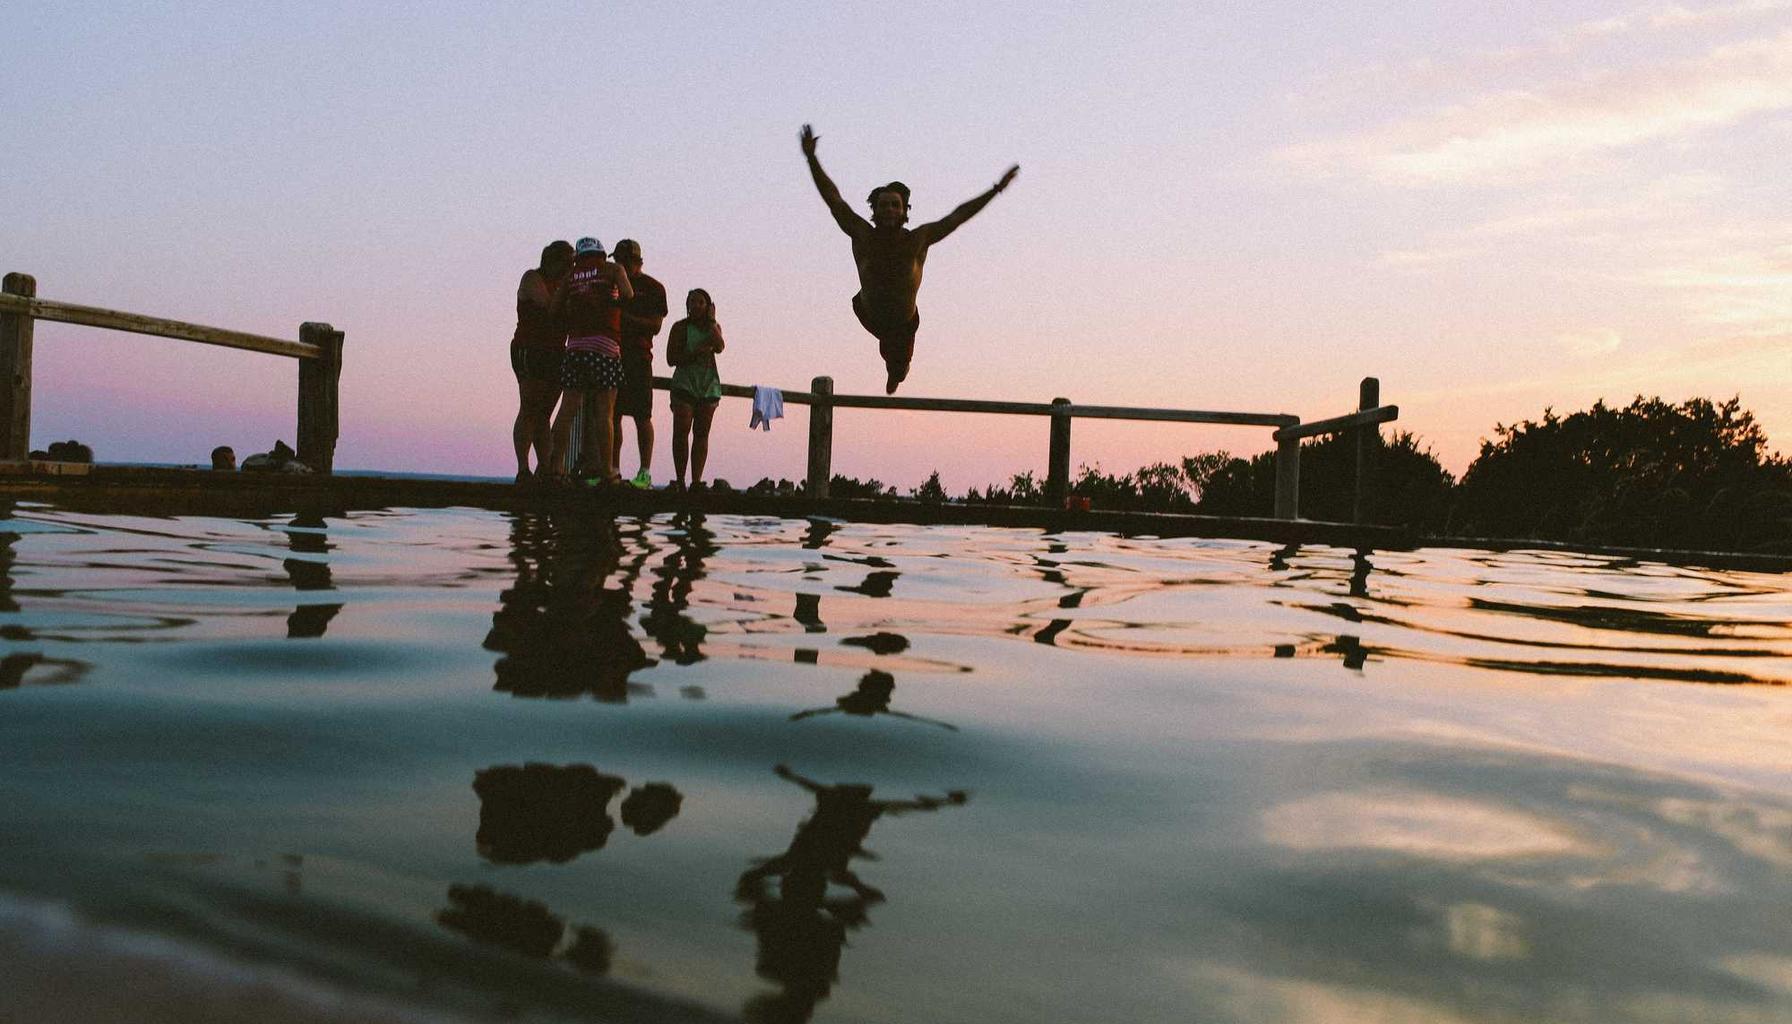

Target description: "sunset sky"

left=6, top=1, right=1789, bottom=490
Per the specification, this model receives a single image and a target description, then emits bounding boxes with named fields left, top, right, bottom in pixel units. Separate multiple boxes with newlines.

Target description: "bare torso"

left=851, top=227, right=928, bottom=323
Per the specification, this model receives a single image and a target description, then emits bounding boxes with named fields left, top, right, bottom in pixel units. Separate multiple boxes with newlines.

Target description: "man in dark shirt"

left=800, top=124, right=1018, bottom=393
left=610, top=239, right=669, bottom=487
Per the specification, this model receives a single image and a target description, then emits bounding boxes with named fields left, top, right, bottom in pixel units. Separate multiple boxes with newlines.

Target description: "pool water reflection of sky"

left=1, top=503, right=1789, bottom=1023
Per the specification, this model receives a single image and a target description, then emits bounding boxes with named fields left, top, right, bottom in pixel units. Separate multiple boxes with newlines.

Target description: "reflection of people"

left=666, top=289, right=725, bottom=492
left=736, top=764, right=967, bottom=1023
left=546, top=237, right=633, bottom=485
left=799, top=123, right=1018, bottom=393
left=473, top=763, right=627, bottom=864
left=789, top=670, right=958, bottom=731
left=483, top=513, right=653, bottom=701
left=436, top=884, right=614, bottom=976
left=620, top=782, right=684, bottom=836
left=609, top=239, right=667, bottom=489
left=640, top=512, right=716, bottom=664
left=511, top=240, right=574, bottom=483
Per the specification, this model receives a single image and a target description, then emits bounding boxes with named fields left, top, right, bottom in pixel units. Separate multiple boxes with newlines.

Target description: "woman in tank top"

left=510, top=240, right=573, bottom=484
left=665, top=288, right=726, bottom=491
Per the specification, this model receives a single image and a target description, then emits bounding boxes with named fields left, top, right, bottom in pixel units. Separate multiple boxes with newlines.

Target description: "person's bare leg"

left=671, top=401, right=693, bottom=485
left=634, top=415, right=654, bottom=475
left=513, top=378, right=535, bottom=476
left=691, top=402, right=718, bottom=485
left=589, top=389, right=619, bottom=481
left=611, top=410, right=626, bottom=474
left=546, top=390, right=584, bottom=479
left=519, top=378, right=559, bottom=475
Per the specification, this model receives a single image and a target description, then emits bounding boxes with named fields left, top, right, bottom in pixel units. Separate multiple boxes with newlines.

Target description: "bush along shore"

left=747, top=396, right=1790, bottom=556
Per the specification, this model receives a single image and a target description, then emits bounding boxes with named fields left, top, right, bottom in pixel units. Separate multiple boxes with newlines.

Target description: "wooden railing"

left=0, top=274, right=343, bottom=473
left=636, top=373, right=1398, bottom=521
left=2, top=273, right=1397, bottom=519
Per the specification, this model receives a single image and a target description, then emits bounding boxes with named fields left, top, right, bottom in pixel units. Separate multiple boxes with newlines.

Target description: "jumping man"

left=799, top=124, right=1018, bottom=393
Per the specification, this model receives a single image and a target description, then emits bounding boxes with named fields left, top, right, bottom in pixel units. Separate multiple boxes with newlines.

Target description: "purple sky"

left=6, top=1, right=1789, bottom=487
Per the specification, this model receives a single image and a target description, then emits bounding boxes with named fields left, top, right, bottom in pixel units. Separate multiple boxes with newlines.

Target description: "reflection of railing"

left=0, top=273, right=343, bottom=472
left=616, top=374, right=1397, bottom=521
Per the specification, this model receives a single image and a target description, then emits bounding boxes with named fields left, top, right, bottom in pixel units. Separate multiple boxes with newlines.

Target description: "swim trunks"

left=561, top=350, right=624, bottom=390
left=852, top=293, right=919, bottom=373
left=616, top=347, right=653, bottom=417
left=510, top=344, right=563, bottom=384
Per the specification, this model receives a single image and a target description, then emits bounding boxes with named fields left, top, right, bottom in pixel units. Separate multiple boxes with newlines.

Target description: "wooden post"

left=1, top=273, right=35, bottom=461
left=1353, top=377, right=1379, bottom=524
left=1046, top=397, right=1072, bottom=506
left=1274, top=433, right=1300, bottom=520
left=296, top=322, right=342, bottom=475
left=806, top=375, right=833, bottom=497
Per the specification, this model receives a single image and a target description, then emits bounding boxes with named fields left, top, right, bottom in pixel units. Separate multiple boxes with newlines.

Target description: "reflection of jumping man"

left=800, top=124, right=1018, bottom=394
left=735, top=764, right=967, bottom=1023
left=789, top=670, right=959, bottom=731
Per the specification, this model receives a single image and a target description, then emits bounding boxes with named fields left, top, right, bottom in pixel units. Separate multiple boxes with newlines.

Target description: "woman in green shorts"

left=665, top=288, right=725, bottom=491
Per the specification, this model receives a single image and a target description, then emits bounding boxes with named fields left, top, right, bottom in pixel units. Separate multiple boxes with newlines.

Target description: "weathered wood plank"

left=806, top=375, right=833, bottom=497
left=1, top=274, right=36, bottom=460
left=0, top=293, right=318, bottom=359
left=647, top=376, right=1297, bottom=425
left=1273, top=404, right=1399, bottom=441
left=1046, top=397, right=1072, bottom=505
left=296, top=322, right=343, bottom=474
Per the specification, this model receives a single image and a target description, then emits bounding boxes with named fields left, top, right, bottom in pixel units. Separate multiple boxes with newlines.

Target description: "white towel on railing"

left=750, top=386, right=784, bottom=431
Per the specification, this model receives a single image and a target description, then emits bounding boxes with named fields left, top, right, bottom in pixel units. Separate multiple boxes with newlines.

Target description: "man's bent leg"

left=853, top=294, right=920, bottom=394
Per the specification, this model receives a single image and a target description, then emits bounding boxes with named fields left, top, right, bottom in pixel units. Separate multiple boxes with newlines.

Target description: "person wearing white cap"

left=544, top=237, right=634, bottom=485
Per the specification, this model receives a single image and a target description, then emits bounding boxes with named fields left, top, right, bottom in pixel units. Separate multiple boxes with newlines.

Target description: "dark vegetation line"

left=742, top=396, right=1792, bottom=555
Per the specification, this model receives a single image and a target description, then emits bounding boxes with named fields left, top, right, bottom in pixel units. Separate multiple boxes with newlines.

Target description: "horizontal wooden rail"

left=0, top=293, right=319, bottom=360
left=1273, top=404, right=1398, bottom=442
left=2, top=273, right=341, bottom=472
left=649, top=377, right=1292, bottom=426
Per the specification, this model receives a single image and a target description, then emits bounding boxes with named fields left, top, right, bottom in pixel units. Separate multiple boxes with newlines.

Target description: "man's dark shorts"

left=510, top=345, right=564, bottom=384
left=852, top=293, right=919, bottom=372
left=616, top=347, right=654, bottom=418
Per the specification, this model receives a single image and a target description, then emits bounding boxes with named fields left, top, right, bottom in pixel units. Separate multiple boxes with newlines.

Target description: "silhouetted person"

left=608, top=239, right=668, bottom=489
left=790, top=670, right=958, bottom=731
left=510, top=240, right=574, bottom=483
left=800, top=124, right=1018, bottom=393
left=736, top=764, right=966, bottom=1022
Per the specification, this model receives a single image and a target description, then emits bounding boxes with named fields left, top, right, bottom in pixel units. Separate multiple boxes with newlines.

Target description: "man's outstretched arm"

left=916, top=164, right=1019, bottom=245
left=801, top=124, right=869, bottom=238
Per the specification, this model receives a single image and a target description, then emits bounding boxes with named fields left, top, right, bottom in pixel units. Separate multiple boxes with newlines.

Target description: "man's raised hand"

left=996, top=164, right=1020, bottom=193
left=800, top=124, right=819, bottom=157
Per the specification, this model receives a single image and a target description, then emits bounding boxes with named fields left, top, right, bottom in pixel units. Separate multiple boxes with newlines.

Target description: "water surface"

left=2, top=503, right=1789, bottom=1023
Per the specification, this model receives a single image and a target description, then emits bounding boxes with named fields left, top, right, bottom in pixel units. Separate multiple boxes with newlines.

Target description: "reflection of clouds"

left=1262, top=790, right=1589, bottom=861
left=1721, top=953, right=1792, bottom=996
left=1182, top=962, right=1478, bottom=1024
left=1441, top=902, right=1528, bottom=961
left=1656, top=795, right=1792, bottom=867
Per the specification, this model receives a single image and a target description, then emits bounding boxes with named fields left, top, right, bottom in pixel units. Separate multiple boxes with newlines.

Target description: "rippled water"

left=1, top=502, right=1789, bottom=1023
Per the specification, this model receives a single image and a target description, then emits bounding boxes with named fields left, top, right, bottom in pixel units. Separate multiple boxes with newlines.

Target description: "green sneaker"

left=630, top=469, right=652, bottom=490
